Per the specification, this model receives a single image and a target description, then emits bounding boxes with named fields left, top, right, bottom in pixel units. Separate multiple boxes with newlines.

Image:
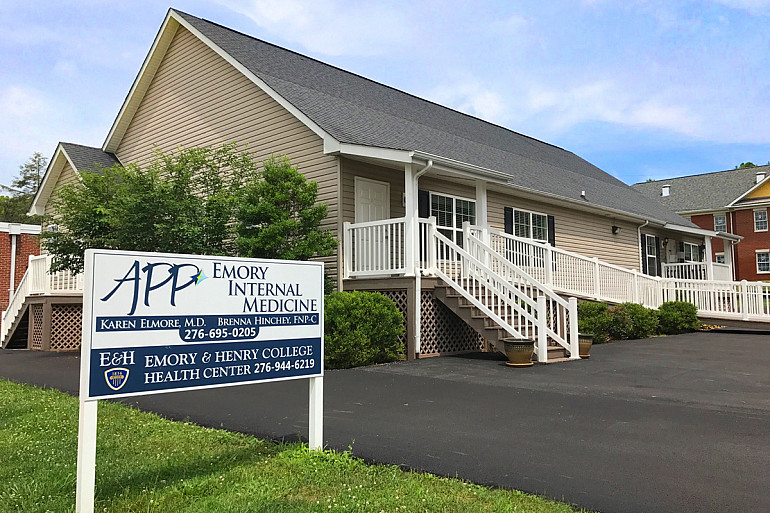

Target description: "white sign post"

left=75, top=249, right=324, bottom=513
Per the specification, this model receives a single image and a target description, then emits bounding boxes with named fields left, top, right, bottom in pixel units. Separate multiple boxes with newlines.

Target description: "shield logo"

left=105, top=367, right=129, bottom=391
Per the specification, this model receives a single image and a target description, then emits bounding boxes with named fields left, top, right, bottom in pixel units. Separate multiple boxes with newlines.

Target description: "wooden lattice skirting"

left=25, top=296, right=83, bottom=352
left=344, top=278, right=487, bottom=358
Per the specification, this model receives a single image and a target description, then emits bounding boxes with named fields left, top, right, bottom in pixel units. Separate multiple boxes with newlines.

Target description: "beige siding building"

left=27, top=9, right=736, bottom=359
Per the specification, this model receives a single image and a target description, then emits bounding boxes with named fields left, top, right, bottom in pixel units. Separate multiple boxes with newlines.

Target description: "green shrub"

left=608, top=302, right=659, bottom=340
left=324, top=291, right=405, bottom=369
left=578, top=301, right=611, bottom=344
left=657, top=301, right=700, bottom=334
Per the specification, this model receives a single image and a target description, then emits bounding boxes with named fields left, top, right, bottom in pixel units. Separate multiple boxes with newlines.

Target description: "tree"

left=736, top=162, right=757, bottom=169
left=41, top=144, right=256, bottom=273
left=236, top=155, right=336, bottom=261
left=0, top=152, right=47, bottom=223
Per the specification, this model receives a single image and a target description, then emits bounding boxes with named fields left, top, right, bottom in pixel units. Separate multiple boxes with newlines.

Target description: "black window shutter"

left=655, top=236, right=662, bottom=276
left=641, top=234, right=648, bottom=274
left=547, top=215, right=556, bottom=246
left=418, top=189, right=430, bottom=218
left=504, top=207, right=513, bottom=234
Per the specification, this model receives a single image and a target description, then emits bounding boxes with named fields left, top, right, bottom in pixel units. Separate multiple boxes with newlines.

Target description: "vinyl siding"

left=487, top=190, right=641, bottom=270
left=744, top=180, right=770, bottom=199
left=114, top=26, right=340, bottom=279
left=340, top=158, right=405, bottom=223
left=44, top=162, right=79, bottom=217
left=420, top=176, right=476, bottom=202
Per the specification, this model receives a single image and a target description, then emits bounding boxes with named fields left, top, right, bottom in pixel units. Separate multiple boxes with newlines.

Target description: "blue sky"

left=0, top=1, right=768, bottom=189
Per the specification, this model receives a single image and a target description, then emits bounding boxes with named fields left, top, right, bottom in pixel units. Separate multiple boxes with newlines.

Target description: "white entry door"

left=355, top=177, right=390, bottom=223
left=354, top=177, right=391, bottom=271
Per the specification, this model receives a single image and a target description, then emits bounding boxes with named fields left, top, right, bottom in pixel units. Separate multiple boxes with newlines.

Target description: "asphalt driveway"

left=1, top=331, right=768, bottom=513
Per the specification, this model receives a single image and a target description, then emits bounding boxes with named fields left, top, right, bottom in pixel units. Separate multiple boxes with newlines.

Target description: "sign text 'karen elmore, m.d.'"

left=85, top=251, right=323, bottom=399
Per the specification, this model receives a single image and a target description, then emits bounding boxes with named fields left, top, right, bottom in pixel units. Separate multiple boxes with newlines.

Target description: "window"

left=512, top=208, right=548, bottom=242
left=430, top=193, right=475, bottom=248
left=645, top=234, right=658, bottom=276
left=754, top=210, right=768, bottom=232
left=683, top=242, right=701, bottom=262
left=757, top=251, right=770, bottom=273
left=713, top=214, right=727, bottom=233
left=715, top=253, right=725, bottom=264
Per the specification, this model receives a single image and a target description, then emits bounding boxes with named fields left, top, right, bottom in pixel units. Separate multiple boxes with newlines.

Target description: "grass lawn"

left=0, top=380, right=590, bottom=513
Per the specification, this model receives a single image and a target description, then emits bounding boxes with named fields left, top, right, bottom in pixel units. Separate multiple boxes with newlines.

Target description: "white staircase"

left=1, top=255, right=83, bottom=347
left=413, top=218, right=579, bottom=362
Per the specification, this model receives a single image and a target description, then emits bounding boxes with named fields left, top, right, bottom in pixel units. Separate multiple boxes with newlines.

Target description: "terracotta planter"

left=578, top=333, right=594, bottom=359
left=503, top=338, right=535, bottom=367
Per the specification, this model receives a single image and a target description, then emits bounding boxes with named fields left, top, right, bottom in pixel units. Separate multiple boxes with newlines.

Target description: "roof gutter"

left=662, top=223, right=742, bottom=242
left=410, top=151, right=684, bottom=227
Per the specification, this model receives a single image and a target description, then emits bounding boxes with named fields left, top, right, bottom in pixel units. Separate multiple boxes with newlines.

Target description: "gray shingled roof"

left=632, top=164, right=770, bottom=213
left=176, top=10, right=694, bottom=227
left=61, top=142, right=120, bottom=172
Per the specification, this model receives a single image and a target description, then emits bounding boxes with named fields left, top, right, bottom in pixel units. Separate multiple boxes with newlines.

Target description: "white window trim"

left=645, top=234, right=658, bottom=276
left=754, top=209, right=768, bottom=232
left=510, top=207, right=549, bottom=243
left=715, top=252, right=725, bottom=264
left=429, top=191, right=476, bottom=243
left=756, top=249, right=770, bottom=274
left=683, top=242, right=701, bottom=263
left=713, top=213, right=727, bottom=232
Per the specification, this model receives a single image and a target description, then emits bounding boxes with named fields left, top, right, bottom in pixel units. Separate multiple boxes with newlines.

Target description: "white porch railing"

left=1, top=254, right=83, bottom=343
left=477, top=226, right=662, bottom=307
left=662, top=262, right=732, bottom=281
left=342, top=218, right=770, bottom=323
left=343, top=218, right=406, bottom=277
left=661, top=279, right=770, bottom=320
left=663, top=262, right=706, bottom=280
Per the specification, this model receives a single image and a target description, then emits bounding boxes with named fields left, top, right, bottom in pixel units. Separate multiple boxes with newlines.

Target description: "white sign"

left=76, top=249, right=324, bottom=513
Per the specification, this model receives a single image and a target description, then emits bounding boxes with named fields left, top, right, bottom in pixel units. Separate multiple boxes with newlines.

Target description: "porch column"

left=475, top=180, right=488, bottom=228
left=704, top=236, right=714, bottom=280
left=404, top=163, right=417, bottom=277
left=724, top=240, right=735, bottom=280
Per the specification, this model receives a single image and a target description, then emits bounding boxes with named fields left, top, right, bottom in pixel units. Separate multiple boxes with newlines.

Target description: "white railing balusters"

left=344, top=217, right=407, bottom=277
left=1, top=255, right=84, bottom=345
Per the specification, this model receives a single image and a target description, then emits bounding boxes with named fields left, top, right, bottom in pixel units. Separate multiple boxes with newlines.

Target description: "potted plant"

left=502, top=338, right=535, bottom=367
left=578, top=333, right=594, bottom=359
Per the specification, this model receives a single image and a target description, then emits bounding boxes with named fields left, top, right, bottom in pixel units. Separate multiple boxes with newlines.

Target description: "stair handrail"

left=1, top=264, right=31, bottom=343
left=464, top=225, right=578, bottom=359
left=476, top=225, right=662, bottom=307
left=431, top=229, right=539, bottom=336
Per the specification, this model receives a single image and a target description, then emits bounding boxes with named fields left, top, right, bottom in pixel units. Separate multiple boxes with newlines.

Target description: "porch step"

left=433, top=281, right=571, bottom=363
left=2, top=304, right=29, bottom=349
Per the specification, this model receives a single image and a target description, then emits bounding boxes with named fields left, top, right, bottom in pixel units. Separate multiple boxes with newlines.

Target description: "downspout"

left=637, top=220, right=649, bottom=272
left=411, top=159, right=432, bottom=360
left=8, top=233, right=17, bottom=303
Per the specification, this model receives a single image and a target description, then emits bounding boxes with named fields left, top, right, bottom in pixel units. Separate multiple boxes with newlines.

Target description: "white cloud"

left=424, top=81, right=507, bottom=125
left=710, top=0, right=770, bottom=14
left=0, top=86, right=104, bottom=185
left=53, top=60, right=78, bottom=78
left=214, top=0, right=413, bottom=56
left=518, top=78, right=705, bottom=138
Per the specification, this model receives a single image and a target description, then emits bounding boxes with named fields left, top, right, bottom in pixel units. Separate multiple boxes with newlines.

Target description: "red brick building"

left=0, top=223, right=41, bottom=314
left=634, top=164, right=770, bottom=281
